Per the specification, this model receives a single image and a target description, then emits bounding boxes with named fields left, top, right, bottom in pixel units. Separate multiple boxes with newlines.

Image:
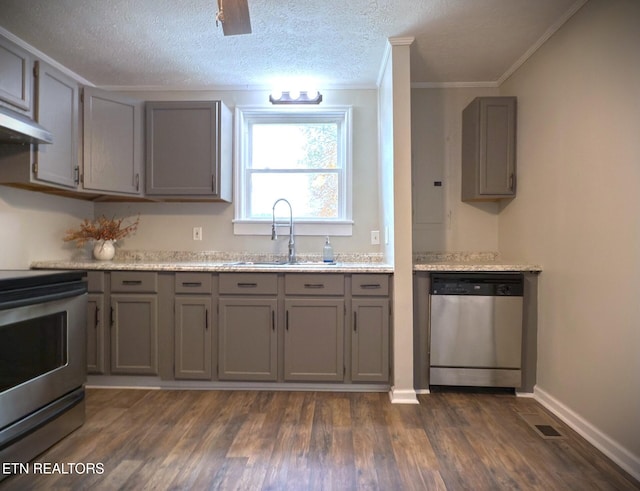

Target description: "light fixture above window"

left=269, top=90, right=323, bottom=105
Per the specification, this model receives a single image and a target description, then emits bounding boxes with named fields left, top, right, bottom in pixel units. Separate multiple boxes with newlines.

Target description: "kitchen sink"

left=223, top=261, right=338, bottom=267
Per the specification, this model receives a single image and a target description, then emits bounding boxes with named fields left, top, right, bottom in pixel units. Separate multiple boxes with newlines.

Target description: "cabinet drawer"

left=352, top=274, right=389, bottom=296
left=87, top=271, right=105, bottom=293
left=219, top=273, right=278, bottom=295
left=285, top=274, right=344, bottom=296
left=110, top=272, right=158, bottom=293
left=175, top=273, right=212, bottom=294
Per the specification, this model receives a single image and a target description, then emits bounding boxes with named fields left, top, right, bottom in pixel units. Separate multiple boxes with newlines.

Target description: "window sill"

left=233, top=220, right=353, bottom=236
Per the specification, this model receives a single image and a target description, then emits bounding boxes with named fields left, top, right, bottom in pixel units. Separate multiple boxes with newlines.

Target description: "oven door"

left=0, top=293, right=86, bottom=430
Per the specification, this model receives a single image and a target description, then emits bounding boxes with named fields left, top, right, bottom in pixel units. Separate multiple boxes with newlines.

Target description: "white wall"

left=0, top=186, right=93, bottom=268
left=499, top=0, right=640, bottom=475
left=97, top=88, right=380, bottom=258
left=411, top=87, right=500, bottom=252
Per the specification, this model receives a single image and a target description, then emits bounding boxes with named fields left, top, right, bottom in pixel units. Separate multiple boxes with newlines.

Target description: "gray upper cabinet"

left=0, top=60, right=79, bottom=190
left=32, top=61, right=79, bottom=188
left=145, top=101, right=232, bottom=201
left=82, top=87, right=143, bottom=195
left=0, top=35, right=31, bottom=113
left=461, top=96, right=517, bottom=201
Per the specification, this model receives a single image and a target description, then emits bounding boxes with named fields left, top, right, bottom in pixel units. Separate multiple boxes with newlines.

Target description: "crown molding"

left=411, top=81, right=499, bottom=89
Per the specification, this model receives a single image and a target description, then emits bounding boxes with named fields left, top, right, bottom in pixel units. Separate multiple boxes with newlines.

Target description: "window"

left=234, top=106, right=353, bottom=236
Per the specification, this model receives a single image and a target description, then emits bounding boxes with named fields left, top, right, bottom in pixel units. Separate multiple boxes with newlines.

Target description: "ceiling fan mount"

left=216, top=0, right=252, bottom=36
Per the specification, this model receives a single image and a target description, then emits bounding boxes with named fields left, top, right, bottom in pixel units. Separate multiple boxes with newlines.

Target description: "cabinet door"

left=174, top=296, right=212, bottom=380
left=0, top=35, right=31, bottom=112
left=218, top=298, right=277, bottom=381
left=110, top=294, right=158, bottom=375
left=284, top=298, right=344, bottom=382
left=87, top=293, right=105, bottom=374
left=462, top=96, right=516, bottom=201
left=33, top=61, right=78, bottom=188
left=83, top=87, right=142, bottom=195
left=352, top=298, right=389, bottom=382
left=145, top=100, right=231, bottom=200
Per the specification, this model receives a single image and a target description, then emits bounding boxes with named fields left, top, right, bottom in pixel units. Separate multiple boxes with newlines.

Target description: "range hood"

left=0, top=105, right=53, bottom=145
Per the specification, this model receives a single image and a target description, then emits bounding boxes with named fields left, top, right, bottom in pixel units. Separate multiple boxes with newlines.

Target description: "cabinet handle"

left=122, top=280, right=142, bottom=286
left=182, top=282, right=202, bottom=287
left=285, top=310, right=289, bottom=331
left=360, top=284, right=381, bottom=289
left=354, top=311, right=357, bottom=332
left=205, top=309, right=209, bottom=330
left=303, top=283, right=325, bottom=289
left=95, top=306, right=100, bottom=327
left=110, top=306, right=114, bottom=326
left=237, top=282, right=258, bottom=288
left=135, top=173, right=140, bottom=192
left=272, top=310, right=275, bottom=331
left=74, top=166, right=80, bottom=185
left=211, top=175, right=215, bottom=192
left=509, top=173, right=515, bottom=190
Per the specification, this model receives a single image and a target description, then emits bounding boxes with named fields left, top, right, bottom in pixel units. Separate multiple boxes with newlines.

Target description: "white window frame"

left=233, top=105, right=353, bottom=236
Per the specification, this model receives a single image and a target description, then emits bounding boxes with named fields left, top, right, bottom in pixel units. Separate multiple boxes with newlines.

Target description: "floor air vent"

left=518, top=412, right=566, bottom=440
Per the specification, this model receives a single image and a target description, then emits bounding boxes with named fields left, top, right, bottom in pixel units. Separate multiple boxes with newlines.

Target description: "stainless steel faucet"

left=271, top=198, right=295, bottom=263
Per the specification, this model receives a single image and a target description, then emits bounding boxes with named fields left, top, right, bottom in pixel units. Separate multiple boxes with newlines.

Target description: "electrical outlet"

left=193, top=227, right=202, bottom=241
left=371, top=230, right=380, bottom=245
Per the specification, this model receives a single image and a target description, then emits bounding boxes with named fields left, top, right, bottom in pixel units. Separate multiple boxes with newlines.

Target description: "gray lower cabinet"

left=173, top=272, right=213, bottom=380
left=87, top=293, right=106, bottom=374
left=109, top=272, right=158, bottom=375
left=145, top=100, right=232, bottom=201
left=461, top=96, right=517, bottom=201
left=351, top=299, right=389, bottom=382
left=284, top=298, right=345, bottom=381
left=284, top=274, right=345, bottom=382
left=351, top=274, right=390, bottom=382
left=82, top=87, right=143, bottom=196
left=86, top=271, right=106, bottom=375
left=218, top=298, right=277, bottom=380
left=218, top=273, right=278, bottom=381
left=174, top=296, right=212, bottom=380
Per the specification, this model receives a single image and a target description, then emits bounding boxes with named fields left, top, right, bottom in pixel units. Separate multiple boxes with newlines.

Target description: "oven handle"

left=0, top=284, right=87, bottom=311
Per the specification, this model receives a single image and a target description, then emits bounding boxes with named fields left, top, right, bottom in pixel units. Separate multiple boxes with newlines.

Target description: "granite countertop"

left=412, top=252, right=542, bottom=273
left=31, top=250, right=393, bottom=274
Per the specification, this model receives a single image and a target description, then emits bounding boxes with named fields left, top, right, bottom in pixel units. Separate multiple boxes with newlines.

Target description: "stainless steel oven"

left=0, top=270, right=87, bottom=478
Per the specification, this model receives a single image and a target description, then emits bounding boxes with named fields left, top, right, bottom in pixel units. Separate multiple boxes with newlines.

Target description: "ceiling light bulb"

left=306, top=89, right=318, bottom=100
left=270, top=90, right=283, bottom=101
left=289, top=90, right=301, bottom=100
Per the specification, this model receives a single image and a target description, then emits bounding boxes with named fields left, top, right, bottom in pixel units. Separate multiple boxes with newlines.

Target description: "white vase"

left=93, top=240, right=115, bottom=261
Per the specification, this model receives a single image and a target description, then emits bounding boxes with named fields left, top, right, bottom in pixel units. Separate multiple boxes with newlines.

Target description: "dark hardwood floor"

left=2, top=388, right=638, bottom=490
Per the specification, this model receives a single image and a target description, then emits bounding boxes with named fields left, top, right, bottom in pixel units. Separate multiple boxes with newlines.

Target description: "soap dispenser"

left=323, top=236, right=334, bottom=263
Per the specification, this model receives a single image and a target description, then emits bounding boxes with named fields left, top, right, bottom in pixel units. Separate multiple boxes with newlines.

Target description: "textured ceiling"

left=0, top=0, right=584, bottom=89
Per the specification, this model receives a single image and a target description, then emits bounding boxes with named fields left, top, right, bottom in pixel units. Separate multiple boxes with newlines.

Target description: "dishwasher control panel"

left=430, top=273, right=523, bottom=296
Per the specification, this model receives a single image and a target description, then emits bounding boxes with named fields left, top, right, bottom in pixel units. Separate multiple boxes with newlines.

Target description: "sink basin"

left=223, top=261, right=288, bottom=266
left=223, top=261, right=338, bottom=267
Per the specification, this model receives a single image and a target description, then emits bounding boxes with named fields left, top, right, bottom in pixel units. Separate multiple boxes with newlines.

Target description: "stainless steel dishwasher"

left=429, top=273, right=523, bottom=388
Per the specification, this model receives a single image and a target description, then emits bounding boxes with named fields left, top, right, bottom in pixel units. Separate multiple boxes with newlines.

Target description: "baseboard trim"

left=86, top=376, right=390, bottom=393
left=388, top=387, right=419, bottom=404
left=534, top=386, right=640, bottom=482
